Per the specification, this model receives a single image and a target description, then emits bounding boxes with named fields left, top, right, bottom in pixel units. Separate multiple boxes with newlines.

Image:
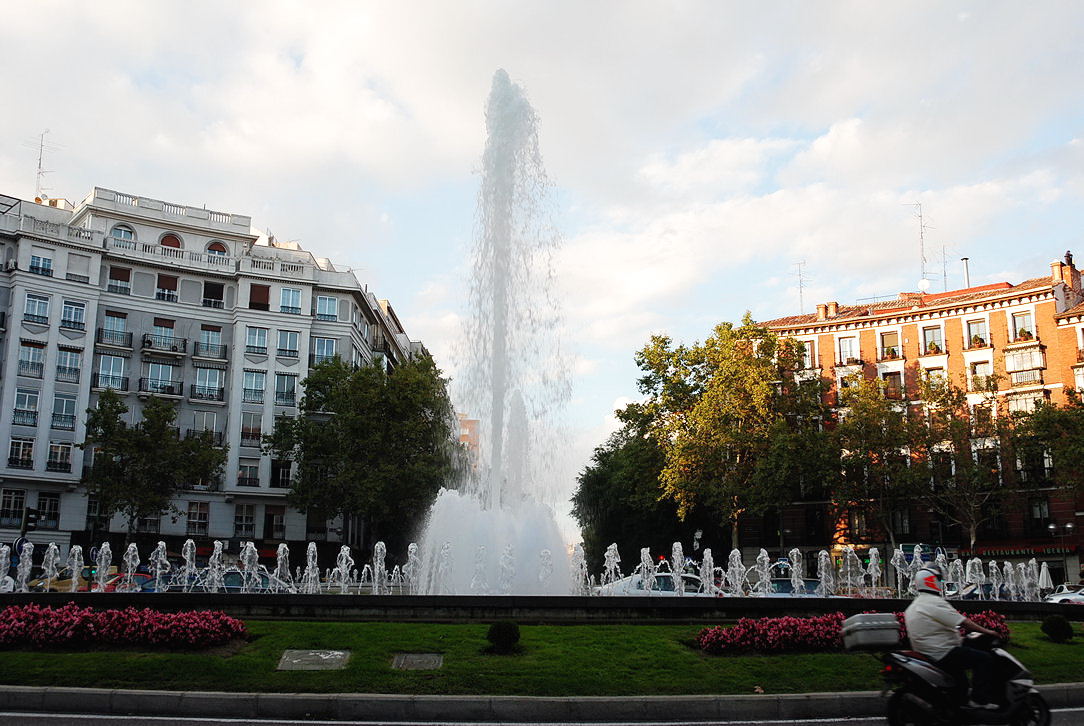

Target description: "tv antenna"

left=793, top=260, right=809, bottom=313
left=22, top=130, right=62, bottom=200
left=904, top=202, right=934, bottom=290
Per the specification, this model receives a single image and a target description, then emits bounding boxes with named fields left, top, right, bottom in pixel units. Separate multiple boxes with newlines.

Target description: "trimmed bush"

left=1040, top=614, right=1074, bottom=643
left=486, top=621, right=521, bottom=653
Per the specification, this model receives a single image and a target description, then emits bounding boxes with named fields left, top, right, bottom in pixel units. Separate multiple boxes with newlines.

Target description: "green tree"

left=80, top=390, right=227, bottom=541
left=634, top=313, right=826, bottom=549
left=265, top=354, right=458, bottom=552
left=1013, top=390, right=1084, bottom=499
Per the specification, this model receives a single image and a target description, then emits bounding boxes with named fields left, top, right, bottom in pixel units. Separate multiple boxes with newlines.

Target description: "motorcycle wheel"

left=887, top=690, right=936, bottom=726
left=1011, top=692, right=1051, bottom=726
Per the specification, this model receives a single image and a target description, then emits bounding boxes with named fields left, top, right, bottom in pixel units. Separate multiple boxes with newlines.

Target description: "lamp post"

left=1048, top=522, right=1076, bottom=584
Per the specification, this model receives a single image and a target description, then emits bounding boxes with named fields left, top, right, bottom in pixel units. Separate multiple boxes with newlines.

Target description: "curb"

left=0, top=684, right=1082, bottom=722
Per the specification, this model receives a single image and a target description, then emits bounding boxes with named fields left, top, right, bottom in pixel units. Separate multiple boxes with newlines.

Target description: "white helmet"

left=915, top=564, right=944, bottom=595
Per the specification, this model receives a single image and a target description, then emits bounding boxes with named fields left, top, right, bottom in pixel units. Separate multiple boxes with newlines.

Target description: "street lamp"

left=1048, top=522, right=1076, bottom=584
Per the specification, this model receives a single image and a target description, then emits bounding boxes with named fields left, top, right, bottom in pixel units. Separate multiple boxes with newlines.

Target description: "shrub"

left=486, top=621, right=521, bottom=653
left=1040, top=615, right=1073, bottom=643
left=0, top=603, right=246, bottom=650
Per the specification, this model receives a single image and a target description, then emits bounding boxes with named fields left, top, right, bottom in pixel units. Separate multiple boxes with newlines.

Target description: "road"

left=1, top=712, right=1083, bottom=726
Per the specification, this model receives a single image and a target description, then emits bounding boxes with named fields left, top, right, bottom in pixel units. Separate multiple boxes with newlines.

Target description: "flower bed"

left=697, top=610, right=1009, bottom=655
left=0, top=603, right=246, bottom=650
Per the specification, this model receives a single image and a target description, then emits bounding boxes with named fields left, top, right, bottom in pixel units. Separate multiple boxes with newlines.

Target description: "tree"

left=80, top=390, right=227, bottom=541
left=1013, top=390, right=1084, bottom=499
left=634, top=313, right=826, bottom=549
left=265, top=355, right=459, bottom=553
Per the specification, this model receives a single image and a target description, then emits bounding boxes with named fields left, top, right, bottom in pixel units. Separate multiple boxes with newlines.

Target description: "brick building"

left=758, top=254, right=1084, bottom=583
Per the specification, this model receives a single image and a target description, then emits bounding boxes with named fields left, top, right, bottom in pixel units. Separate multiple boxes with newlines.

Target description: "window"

left=245, top=327, right=268, bottom=355
left=922, top=327, right=943, bottom=354
left=241, top=412, right=262, bottom=447
left=882, top=371, right=903, bottom=399
left=972, top=403, right=993, bottom=436
left=1027, top=497, right=1050, bottom=534
left=52, top=394, right=77, bottom=430
left=264, top=505, right=286, bottom=539
left=1012, top=311, right=1034, bottom=340
left=186, top=501, right=209, bottom=536
left=1008, top=393, right=1044, bottom=414
left=271, top=460, right=291, bottom=488
left=966, top=319, right=988, bottom=347
left=313, top=337, right=336, bottom=365
left=238, top=461, right=260, bottom=487
left=67, top=252, right=91, bottom=283
left=107, top=267, right=131, bottom=294
left=0, top=489, right=26, bottom=527
left=837, top=337, right=857, bottom=364
left=234, top=504, right=255, bottom=537
left=1005, top=349, right=1043, bottom=373
left=206, top=241, right=228, bottom=256
left=136, top=514, right=160, bottom=533
left=202, top=282, right=224, bottom=308
left=849, top=509, right=868, bottom=539
left=85, top=497, right=110, bottom=532
left=280, top=288, right=301, bottom=314
left=36, top=493, right=60, bottom=529
left=18, top=343, right=45, bottom=378
left=110, top=225, right=135, bottom=245
left=196, top=325, right=225, bottom=358
left=53, top=349, right=81, bottom=384
left=144, top=362, right=178, bottom=394
left=275, top=374, right=297, bottom=406
left=100, top=312, right=130, bottom=346
left=29, top=249, right=53, bottom=276
left=316, top=296, right=337, bottom=321
left=249, top=284, right=270, bottom=311
left=8, top=438, right=34, bottom=469
left=24, top=293, right=49, bottom=324
left=924, top=367, right=945, bottom=384
left=306, top=511, right=328, bottom=540
left=46, top=443, right=72, bottom=473
left=797, top=340, right=814, bottom=369
left=192, top=410, right=218, bottom=433
left=243, top=370, right=265, bottom=402
left=193, top=368, right=224, bottom=400
left=160, top=233, right=182, bottom=249
left=277, top=330, right=299, bottom=357
left=96, top=354, right=126, bottom=390
left=969, top=361, right=992, bottom=391
left=891, top=509, right=911, bottom=537
left=879, top=332, right=900, bottom=360
left=14, top=389, right=39, bottom=426
left=60, top=301, right=86, bottom=330
left=156, top=274, right=178, bottom=302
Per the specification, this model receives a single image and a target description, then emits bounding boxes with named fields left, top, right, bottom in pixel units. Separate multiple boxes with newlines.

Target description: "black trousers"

left=936, top=644, right=996, bottom=704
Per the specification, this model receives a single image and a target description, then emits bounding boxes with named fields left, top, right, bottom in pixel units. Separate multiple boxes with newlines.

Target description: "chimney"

left=1065, top=250, right=1080, bottom=291
left=961, top=257, right=971, bottom=288
left=826, top=301, right=839, bottom=318
left=1051, top=260, right=1065, bottom=285
left=816, top=303, right=827, bottom=321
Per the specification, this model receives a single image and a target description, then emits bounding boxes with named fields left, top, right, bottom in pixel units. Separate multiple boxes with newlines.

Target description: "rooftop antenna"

left=792, top=260, right=809, bottom=313
left=30, top=129, right=58, bottom=200
left=904, top=202, right=934, bottom=291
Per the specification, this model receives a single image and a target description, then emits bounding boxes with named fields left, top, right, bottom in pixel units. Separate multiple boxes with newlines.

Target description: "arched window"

left=160, top=234, right=182, bottom=249
left=206, top=241, right=228, bottom=256
left=111, top=225, right=135, bottom=242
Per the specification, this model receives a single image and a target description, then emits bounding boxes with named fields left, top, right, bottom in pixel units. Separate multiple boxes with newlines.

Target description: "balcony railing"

left=922, top=343, right=944, bottom=356
left=280, top=306, right=302, bottom=315
left=1010, top=369, right=1043, bottom=387
left=18, top=360, right=44, bottom=378
left=51, top=413, right=76, bottom=430
left=201, top=297, right=224, bottom=309
left=139, top=378, right=183, bottom=396
left=23, top=313, right=48, bottom=325
left=310, top=354, right=335, bottom=366
left=243, top=388, right=264, bottom=403
left=315, top=313, right=337, bottom=322
left=185, top=429, right=225, bottom=447
left=190, top=385, right=225, bottom=401
left=56, top=366, right=80, bottom=383
left=29, top=264, right=53, bottom=277
left=186, top=522, right=209, bottom=536
left=66, top=273, right=90, bottom=284
left=274, top=391, right=297, bottom=406
left=7, top=457, right=33, bottom=469
left=277, top=348, right=299, bottom=358
left=92, top=374, right=128, bottom=391
left=237, top=476, right=260, bottom=487
left=235, top=525, right=256, bottom=538
left=97, top=328, right=133, bottom=347
left=60, top=318, right=86, bottom=331
left=240, top=432, right=262, bottom=448
left=836, top=357, right=863, bottom=367
left=877, top=347, right=901, bottom=361
left=155, top=289, right=178, bottom=302
left=966, top=338, right=989, bottom=350
left=194, top=342, right=227, bottom=358
left=142, top=334, right=187, bottom=353
left=106, top=282, right=131, bottom=295
left=12, top=409, right=38, bottom=426
left=46, top=460, right=72, bottom=473
left=245, top=344, right=267, bottom=355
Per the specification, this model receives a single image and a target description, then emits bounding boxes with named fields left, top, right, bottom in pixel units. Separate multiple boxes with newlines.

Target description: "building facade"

left=0, top=188, right=425, bottom=559
left=760, top=255, right=1084, bottom=582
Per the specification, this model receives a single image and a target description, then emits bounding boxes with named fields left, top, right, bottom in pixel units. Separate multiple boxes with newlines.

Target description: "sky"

left=2, top=2, right=1084, bottom=517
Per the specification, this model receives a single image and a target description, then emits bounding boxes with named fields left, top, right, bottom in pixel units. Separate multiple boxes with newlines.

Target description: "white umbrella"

left=1038, top=561, right=1054, bottom=590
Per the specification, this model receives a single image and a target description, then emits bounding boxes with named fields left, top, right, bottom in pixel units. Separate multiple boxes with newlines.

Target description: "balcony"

left=8, top=456, right=33, bottom=469
left=237, top=476, right=260, bottom=487
left=29, top=264, right=53, bottom=277
left=155, top=289, right=178, bottom=302
left=274, top=391, right=297, bottom=406
left=66, top=272, right=90, bottom=284
left=190, top=385, right=225, bottom=402
left=877, top=347, right=901, bottom=361
left=316, top=313, right=337, bottom=322
left=240, top=432, right=262, bottom=448
left=280, top=306, right=302, bottom=315
left=921, top=344, right=944, bottom=356
left=310, top=353, right=335, bottom=367
left=12, top=409, right=38, bottom=426
left=245, top=344, right=267, bottom=355
left=18, top=360, right=44, bottom=378
left=194, top=342, right=227, bottom=359
left=56, top=366, right=80, bottom=383
left=51, top=413, right=76, bottom=430
left=836, top=357, right=863, bottom=367
left=277, top=348, right=299, bottom=358
left=235, top=525, right=256, bottom=538
left=60, top=318, right=86, bottom=331
left=966, top=337, right=989, bottom=350
left=92, top=374, right=129, bottom=391
left=106, top=282, right=131, bottom=295
left=138, top=378, right=184, bottom=396
left=185, top=429, right=225, bottom=447
left=142, top=334, right=187, bottom=354
left=46, top=460, right=72, bottom=473
left=97, top=328, right=133, bottom=347
left=23, top=313, right=48, bottom=325
left=1010, top=369, right=1043, bottom=387
left=105, top=230, right=240, bottom=274
left=884, top=387, right=904, bottom=400
left=243, top=388, right=264, bottom=403
left=186, top=522, right=209, bottom=537
left=201, top=297, right=224, bottom=309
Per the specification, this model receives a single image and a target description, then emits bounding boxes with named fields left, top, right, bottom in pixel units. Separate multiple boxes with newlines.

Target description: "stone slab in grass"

left=277, top=649, right=351, bottom=671
left=391, top=652, right=444, bottom=670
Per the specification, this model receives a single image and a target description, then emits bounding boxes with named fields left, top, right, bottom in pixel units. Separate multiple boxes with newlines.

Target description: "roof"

left=1056, top=299, right=1084, bottom=319
left=762, top=277, right=1053, bottom=329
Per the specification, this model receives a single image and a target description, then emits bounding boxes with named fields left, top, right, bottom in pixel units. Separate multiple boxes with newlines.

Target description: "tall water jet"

left=41, top=543, right=60, bottom=591
left=94, top=542, right=112, bottom=593
left=150, top=542, right=170, bottom=594
left=788, top=548, right=806, bottom=594
left=16, top=542, right=34, bottom=592
left=66, top=545, right=83, bottom=593
left=418, top=69, right=570, bottom=594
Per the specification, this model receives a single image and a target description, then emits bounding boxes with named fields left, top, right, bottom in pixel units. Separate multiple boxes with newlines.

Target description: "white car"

left=1044, top=583, right=1084, bottom=604
left=594, top=572, right=718, bottom=597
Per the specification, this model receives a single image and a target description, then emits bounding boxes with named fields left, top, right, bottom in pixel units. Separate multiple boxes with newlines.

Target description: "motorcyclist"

left=903, top=563, right=1001, bottom=710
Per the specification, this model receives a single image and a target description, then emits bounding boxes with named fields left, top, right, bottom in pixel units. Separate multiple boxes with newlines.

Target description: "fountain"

left=372, top=541, right=388, bottom=595
left=725, top=549, right=746, bottom=596
left=788, top=548, right=806, bottom=594
left=120, top=543, right=140, bottom=592
left=150, top=542, right=170, bottom=594
left=839, top=546, right=864, bottom=595
left=417, top=69, right=570, bottom=594
left=272, top=543, right=293, bottom=593
left=815, top=550, right=835, bottom=597
left=988, top=560, right=1002, bottom=600
left=538, top=549, right=554, bottom=589
left=299, top=542, right=321, bottom=595
left=890, top=546, right=908, bottom=595
left=239, top=542, right=260, bottom=593
left=94, top=542, right=111, bottom=593
left=699, top=548, right=715, bottom=595
left=965, top=558, right=985, bottom=598
left=866, top=548, right=881, bottom=591
left=753, top=549, right=772, bottom=596
left=672, top=542, right=686, bottom=596
left=65, top=545, right=82, bottom=593
left=601, top=543, right=622, bottom=587
left=16, top=542, right=34, bottom=593
left=402, top=543, right=421, bottom=595
left=498, top=545, right=516, bottom=594
left=333, top=545, right=354, bottom=594
left=41, top=543, right=60, bottom=591
left=179, top=539, right=198, bottom=592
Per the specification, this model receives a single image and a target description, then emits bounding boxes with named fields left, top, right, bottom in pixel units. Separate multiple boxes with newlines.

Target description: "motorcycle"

left=881, top=632, right=1050, bottom=726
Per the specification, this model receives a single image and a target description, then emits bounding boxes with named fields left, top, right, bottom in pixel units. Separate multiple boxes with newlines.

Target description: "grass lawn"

left=0, top=621, right=1079, bottom=696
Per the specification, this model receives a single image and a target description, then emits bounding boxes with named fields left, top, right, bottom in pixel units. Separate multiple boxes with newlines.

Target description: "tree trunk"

left=730, top=517, right=740, bottom=551
left=968, top=523, right=978, bottom=550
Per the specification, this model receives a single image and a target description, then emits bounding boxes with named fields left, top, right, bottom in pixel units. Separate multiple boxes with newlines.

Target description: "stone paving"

left=275, top=649, right=351, bottom=671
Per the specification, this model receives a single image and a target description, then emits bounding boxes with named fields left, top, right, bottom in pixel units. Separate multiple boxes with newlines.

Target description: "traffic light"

left=21, top=507, right=39, bottom=534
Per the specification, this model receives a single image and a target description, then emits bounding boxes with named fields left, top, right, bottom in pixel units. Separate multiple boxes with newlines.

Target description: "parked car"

left=1044, top=584, right=1084, bottom=604
left=594, top=572, right=716, bottom=597
left=29, top=566, right=117, bottom=592
left=98, top=573, right=157, bottom=593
